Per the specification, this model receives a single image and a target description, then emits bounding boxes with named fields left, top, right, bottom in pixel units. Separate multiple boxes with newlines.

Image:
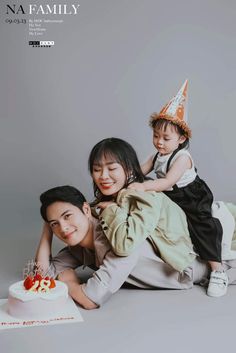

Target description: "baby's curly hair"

left=150, top=117, right=190, bottom=150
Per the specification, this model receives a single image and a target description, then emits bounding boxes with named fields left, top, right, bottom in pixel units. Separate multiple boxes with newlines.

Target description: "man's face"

left=46, top=201, right=91, bottom=246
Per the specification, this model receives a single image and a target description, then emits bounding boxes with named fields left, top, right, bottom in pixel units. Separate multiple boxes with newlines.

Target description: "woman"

left=88, top=137, right=195, bottom=272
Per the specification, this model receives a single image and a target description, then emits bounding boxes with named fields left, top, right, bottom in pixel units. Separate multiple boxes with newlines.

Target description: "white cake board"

left=0, top=297, right=83, bottom=330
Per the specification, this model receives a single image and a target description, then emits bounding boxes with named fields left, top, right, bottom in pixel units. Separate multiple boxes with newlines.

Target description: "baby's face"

left=153, top=125, right=186, bottom=155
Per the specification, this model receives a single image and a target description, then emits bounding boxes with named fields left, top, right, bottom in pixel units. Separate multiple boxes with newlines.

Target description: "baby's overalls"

left=153, top=149, right=223, bottom=262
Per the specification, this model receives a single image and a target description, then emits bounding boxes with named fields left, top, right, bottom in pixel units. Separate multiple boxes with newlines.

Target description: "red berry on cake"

left=23, top=276, right=34, bottom=290
left=34, top=273, right=42, bottom=282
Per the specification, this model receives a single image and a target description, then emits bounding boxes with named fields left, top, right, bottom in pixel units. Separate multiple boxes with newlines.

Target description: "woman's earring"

left=127, top=173, right=135, bottom=184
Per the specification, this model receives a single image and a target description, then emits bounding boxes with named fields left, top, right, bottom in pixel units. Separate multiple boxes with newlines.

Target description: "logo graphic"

left=29, top=41, right=54, bottom=48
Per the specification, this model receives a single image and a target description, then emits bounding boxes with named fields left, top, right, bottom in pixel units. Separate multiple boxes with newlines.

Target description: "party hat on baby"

left=150, top=80, right=191, bottom=138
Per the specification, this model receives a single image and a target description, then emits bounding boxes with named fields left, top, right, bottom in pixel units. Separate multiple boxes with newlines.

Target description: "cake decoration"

left=23, top=260, right=56, bottom=292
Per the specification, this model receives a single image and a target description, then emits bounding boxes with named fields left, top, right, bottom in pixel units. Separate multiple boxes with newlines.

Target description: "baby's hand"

left=128, top=182, right=146, bottom=191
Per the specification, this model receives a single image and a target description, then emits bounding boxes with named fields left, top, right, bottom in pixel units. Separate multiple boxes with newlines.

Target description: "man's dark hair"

left=40, top=185, right=86, bottom=222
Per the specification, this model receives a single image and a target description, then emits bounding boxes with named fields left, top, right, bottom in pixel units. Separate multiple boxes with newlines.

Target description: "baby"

left=129, top=80, right=233, bottom=297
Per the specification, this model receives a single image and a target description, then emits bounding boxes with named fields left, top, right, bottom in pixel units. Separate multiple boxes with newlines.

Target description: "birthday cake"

left=7, top=264, right=69, bottom=320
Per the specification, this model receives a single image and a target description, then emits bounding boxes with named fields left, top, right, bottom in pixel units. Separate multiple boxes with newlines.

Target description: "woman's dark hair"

left=151, top=119, right=189, bottom=150
left=40, top=185, right=86, bottom=222
left=88, top=137, right=147, bottom=202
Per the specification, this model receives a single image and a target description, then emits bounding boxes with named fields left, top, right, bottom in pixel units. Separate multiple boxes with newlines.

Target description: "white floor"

left=1, top=232, right=236, bottom=353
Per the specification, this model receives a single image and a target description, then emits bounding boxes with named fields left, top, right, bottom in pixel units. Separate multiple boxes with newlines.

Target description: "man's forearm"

left=69, top=282, right=98, bottom=310
left=58, top=269, right=98, bottom=310
left=35, top=223, right=53, bottom=272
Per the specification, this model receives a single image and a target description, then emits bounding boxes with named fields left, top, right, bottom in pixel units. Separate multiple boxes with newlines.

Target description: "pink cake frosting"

left=7, top=280, right=69, bottom=320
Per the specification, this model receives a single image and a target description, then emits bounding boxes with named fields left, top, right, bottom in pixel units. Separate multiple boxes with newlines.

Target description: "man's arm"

left=35, top=222, right=53, bottom=273
left=35, top=225, right=97, bottom=309
left=56, top=233, right=142, bottom=308
left=58, top=269, right=98, bottom=310
left=82, top=245, right=141, bottom=306
left=46, top=246, right=97, bottom=309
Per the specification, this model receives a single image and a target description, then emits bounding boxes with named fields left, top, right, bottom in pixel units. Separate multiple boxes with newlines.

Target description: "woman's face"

left=92, top=155, right=127, bottom=196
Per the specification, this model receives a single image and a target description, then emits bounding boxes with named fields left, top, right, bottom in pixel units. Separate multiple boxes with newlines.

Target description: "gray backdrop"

left=1, top=2, right=236, bottom=352
left=0, top=0, right=236, bottom=259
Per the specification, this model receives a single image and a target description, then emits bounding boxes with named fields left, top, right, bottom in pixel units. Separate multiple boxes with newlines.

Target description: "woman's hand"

left=128, top=182, right=146, bottom=191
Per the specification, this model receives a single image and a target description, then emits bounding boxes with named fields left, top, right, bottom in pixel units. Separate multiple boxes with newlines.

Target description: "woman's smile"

left=100, top=182, right=114, bottom=189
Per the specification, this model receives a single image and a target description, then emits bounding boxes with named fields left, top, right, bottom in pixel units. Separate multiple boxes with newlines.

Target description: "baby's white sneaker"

left=207, top=270, right=228, bottom=297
